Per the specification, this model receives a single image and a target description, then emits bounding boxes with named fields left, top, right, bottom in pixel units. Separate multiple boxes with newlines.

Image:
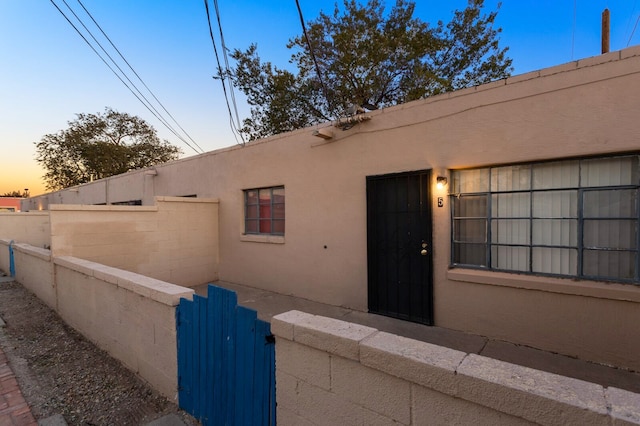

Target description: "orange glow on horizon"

left=0, top=164, right=47, bottom=196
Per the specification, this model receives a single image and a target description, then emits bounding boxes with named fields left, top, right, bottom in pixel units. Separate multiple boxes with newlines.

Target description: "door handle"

left=420, top=241, right=428, bottom=256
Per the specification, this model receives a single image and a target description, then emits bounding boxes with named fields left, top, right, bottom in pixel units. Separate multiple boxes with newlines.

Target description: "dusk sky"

left=1, top=1, right=639, bottom=196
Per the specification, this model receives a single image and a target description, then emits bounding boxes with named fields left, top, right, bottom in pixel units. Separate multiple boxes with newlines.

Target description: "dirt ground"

left=0, top=279, right=198, bottom=426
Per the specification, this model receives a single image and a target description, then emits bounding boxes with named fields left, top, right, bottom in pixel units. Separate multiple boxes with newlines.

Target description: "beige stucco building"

left=24, top=46, right=640, bottom=373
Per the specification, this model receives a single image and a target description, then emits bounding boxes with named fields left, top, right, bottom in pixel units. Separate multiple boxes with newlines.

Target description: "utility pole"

left=602, top=8, right=610, bottom=54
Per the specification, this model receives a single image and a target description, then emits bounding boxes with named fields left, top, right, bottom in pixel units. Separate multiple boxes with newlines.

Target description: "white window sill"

left=240, top=234, right=285, bottom=244
left=447, top=268, right=640, bottom=303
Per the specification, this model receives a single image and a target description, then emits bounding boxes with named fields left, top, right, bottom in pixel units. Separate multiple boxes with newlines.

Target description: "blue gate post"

left=177, top=296, right=194, bottom=414
left=8, top=240, right=15, bottom=277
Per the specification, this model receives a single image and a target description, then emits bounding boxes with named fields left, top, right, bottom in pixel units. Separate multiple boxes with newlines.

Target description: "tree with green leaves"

left=229, top=0, right=512, bottom=140
left=35, top=108, right=181, bottom=191
left=0, top=190, right=27, bottom=197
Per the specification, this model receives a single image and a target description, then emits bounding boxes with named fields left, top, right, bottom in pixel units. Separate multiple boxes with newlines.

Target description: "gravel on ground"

left=0, top=279, right=198, bottom=426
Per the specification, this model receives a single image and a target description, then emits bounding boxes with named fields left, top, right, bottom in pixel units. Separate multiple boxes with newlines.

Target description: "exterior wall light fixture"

left=436, top=176, right=448, bottom=189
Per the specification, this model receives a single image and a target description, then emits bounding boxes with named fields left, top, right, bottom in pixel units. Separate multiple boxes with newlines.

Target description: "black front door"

left=366, top=170, right=433, bottom=325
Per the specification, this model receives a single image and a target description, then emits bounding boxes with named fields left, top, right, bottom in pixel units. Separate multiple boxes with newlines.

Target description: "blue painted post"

left=253, top=320, right=273, bottom=424
left=177, top=298, right=194, bottom=414
left=194, top=295, right=207, bottom=423
left=8, top=240, right=15, bottom=277
left=268, top=330, right=276, bottom=426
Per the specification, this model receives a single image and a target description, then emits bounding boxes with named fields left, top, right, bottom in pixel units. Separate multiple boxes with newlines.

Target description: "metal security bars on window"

left=450, top=155, right=640, bottom=283
left=244, top=187, right=285, bottom=235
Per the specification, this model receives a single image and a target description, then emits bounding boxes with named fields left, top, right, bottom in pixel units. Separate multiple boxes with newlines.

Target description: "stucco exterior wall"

left=272, top=310, right=640, bottom=426
left=49, top=197, right=219, bottom=287
left=0, top=212, right=51, bottom=249
left=442, top=270, right=640, bottom=372
left=21, top=46, right=640, bottom=371
left=0, top=198, right=23, bottom=212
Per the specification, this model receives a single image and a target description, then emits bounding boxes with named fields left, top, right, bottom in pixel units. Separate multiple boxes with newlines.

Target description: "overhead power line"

left=49, top=0, right=205, bottom=155
left=75, top=0, right=205, bottom=154
left=57, top=0, right=200, bottom=154
left=213, top=0, right=244, bottom=139
left=204, top=0, right=245, bottom=145
left=295, top=0, right=332, bottom=115
left=628, top=14, right=640, bottom=46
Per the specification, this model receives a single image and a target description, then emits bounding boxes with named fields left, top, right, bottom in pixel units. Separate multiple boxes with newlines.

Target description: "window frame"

left=243, top=186, right=285, bottom=236
left=450, top=154, right=640, bottom=284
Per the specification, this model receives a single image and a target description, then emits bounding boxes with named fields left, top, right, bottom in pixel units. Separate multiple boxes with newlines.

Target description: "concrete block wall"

left=0, top=213, right=50, bottom=249
left=52, top=256, right=194, bottom=398
left=272, top=310, right=640, bottom=426
left=0, top=240, right=55, bottom=308
left=0, top=239, right=11, bottom=275
left=12, top=243, right=56, bottom=309
left=49, top=197, right=219, bottom=287
left=3, top=241, right=194, bottom=399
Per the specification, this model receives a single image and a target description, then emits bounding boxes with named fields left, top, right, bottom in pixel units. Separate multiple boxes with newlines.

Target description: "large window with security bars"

left=451, top=154, right=640, bottom=283
left=244, top=186, right=285, bottom=236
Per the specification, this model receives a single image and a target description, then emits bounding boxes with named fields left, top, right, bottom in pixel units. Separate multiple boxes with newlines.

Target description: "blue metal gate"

left=176, top=284, right=276, bottom=425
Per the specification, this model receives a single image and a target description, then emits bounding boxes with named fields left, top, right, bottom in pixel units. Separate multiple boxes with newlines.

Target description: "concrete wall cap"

left=505, top=70, right=541, bottom=85
left=272, top=310, right=311, bottom=340
left=54, top=256, right=95, bottom=275
left=295, top=315, right=378, bottom=360
left=298, top=313, right=377, bottom=340
left=361, top=331, right=467, bottom=372
left=577, top=50, right=621, bottom=68
left=115, top=272, right=193, bottom=306
left=621, top=44, right=640, bottom=59
left=606, top=387, right=640, bottom=424
left=49, top=204, right=158, bottom=212
left=359, top=331, right=467, bottom=395
left=91, top=264, right=120, bottom=285
left=148, top=281, right=195, bottom=306
left=54, top=255, right=193, bottom=306
left=272, top=310, right=378, bottom=359
left=155, top=196, right=219, bottom=204
left=13, top=243, right=51, bottom=260
left=457, top=354, right=608, bottom=415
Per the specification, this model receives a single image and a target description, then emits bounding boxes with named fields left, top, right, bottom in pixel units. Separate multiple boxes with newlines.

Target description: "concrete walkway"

left=195, top=281, right=640, bottom=394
